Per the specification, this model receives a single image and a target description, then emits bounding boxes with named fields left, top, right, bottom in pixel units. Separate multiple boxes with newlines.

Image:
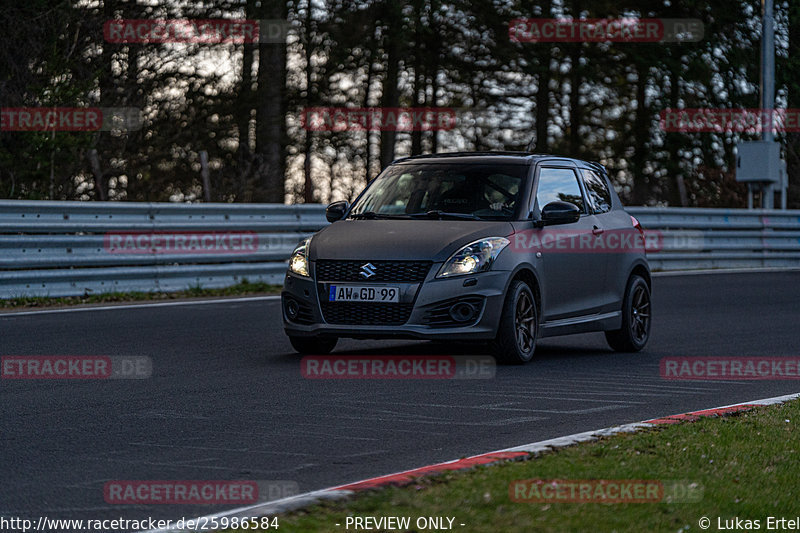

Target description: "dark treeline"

left=0, top=0, right=797, bottom=207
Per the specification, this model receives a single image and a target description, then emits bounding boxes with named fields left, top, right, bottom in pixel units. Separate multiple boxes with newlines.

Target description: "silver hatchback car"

left=282, top=152, right=651, bottom=364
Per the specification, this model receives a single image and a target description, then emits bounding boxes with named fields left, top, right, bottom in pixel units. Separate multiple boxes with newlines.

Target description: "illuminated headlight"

left=437, top=237, right=510, bottom=278
left=288, top=237, right=311, bottom=277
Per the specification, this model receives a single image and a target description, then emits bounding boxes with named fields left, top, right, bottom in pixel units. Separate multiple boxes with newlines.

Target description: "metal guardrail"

left=0, top=201, right=798, bottom=299
left=628, top=207, right=800, bottom=271
left=0, top=201, right=325, bottom=298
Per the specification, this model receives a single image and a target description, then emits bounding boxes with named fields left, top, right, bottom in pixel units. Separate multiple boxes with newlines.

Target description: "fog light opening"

left=285, top=299, right=300, bottom=320
left=449, top=302, right=477, bottom=323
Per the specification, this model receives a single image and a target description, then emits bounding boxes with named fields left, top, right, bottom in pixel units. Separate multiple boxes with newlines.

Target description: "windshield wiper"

left=408, top=210, right=482, bottom=220
left=348, top=211, right=410, bottom=220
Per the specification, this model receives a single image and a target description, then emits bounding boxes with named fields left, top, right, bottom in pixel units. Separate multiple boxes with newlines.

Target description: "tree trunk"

left=237, top=34, right=254, bottom=201
left=363, top=46, right=375, bottom=181
left=254, top=1, right=287, bottom=203
left=88, top=149, right=106, bottom=201
left=567, top=0, right=582, bottom=157
left=630, top=64, right=650, bottom=205
left=378, top=4, right=401, bottom=170
left=428, top=0, right=441, bottom=154
left=534, top=0, right=553, bottom=153
left=410, top=0, right=424, bottom=156
left=668, top=68, right=688, bottom=206
left=303, top=0, right=314, bottom=203
left=785, top=2, right=800, bottom=208
left=568, top=45, right=581, bottom=158
left=93, top=0, right=117, bottom=201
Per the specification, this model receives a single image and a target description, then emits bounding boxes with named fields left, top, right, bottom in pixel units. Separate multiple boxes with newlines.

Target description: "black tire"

left=491, top=280, right=538, bottom=364
left=289, top=336, right=338, bottom=355
left=605, top=275, right=651, bottom=352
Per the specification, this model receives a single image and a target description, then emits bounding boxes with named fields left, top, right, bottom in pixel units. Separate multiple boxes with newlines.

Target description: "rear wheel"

left=491, top=280, right=538, bottom=364
left=289, top=336, right=338, bottom=355
left=605, top=275, right=651, bottom=352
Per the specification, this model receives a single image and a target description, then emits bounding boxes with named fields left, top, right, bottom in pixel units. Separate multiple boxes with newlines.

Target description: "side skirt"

left=539, top=310, right=621, bottom=338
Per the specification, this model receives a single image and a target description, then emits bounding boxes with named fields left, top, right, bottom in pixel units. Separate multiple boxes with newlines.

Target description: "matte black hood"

left=309, top=219, right=515, bottom=262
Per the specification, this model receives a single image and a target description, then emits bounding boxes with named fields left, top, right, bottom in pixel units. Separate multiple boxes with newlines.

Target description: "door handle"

left=592, top=225, right=604, bottom=235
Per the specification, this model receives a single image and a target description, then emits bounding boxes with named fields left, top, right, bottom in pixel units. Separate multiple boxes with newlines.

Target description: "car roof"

left=391, top=151, right=607, bottom=172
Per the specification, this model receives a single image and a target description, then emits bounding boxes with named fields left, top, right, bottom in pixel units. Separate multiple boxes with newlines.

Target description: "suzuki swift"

left=282, top=152, right=651, bottom=364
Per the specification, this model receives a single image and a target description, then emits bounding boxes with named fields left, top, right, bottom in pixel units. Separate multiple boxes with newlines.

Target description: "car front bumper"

left=281, top=266, right=509, bottom=341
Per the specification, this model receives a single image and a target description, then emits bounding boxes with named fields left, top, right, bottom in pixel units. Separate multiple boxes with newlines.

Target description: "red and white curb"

left=143, top=391, right=800, bottom=532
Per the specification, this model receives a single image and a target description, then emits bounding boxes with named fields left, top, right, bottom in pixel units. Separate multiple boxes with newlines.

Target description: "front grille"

left=315, top=260, right=431, bottom=283
left=423, top=296, right=486, bottom=327
left=320, top=302, right=414, bottom=325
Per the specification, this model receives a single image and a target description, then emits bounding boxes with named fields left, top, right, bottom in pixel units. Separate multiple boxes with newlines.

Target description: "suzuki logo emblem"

left=360, top=263, right=377, bottom=279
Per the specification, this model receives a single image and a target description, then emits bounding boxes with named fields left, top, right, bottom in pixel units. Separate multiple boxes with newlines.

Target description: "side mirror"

left=540, top=201, right=581, bottom=226
left=325, top=201, right=349, bottom=223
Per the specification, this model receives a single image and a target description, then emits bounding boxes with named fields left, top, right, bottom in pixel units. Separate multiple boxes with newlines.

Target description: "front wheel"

left=491, top=280, right=538, bottom=364
left=289, top=335, right=338, bottom=355
left=605, top=275, right=651, bottom=352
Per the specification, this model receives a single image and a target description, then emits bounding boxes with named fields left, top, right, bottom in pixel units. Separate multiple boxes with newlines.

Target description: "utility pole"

left=742, top=0, right=785, bottom=209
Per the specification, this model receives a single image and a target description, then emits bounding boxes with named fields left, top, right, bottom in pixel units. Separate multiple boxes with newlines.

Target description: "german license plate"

left=328, top=285, right=399, bottom=303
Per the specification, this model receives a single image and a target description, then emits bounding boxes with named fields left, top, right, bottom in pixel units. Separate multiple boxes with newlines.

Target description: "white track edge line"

left=5, top=267, right=799, bottom=317
left=653, top=266, right=800, bottom=277
left=0, top=295, right=281, bottom=317
left=141, top=391, right=800, bottom=533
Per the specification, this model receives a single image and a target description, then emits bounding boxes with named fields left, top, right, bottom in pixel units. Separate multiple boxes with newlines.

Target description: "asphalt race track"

left=2, top=270, right=799, bottom=528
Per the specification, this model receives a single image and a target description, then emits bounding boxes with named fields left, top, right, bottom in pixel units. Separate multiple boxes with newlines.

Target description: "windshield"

left=349, top=163, right=528, bottom=220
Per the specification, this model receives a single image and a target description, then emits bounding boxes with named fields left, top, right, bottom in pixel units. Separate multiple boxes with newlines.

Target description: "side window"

left=535, top=167, right=585, bottom=213
left=581, top=169, right=612, bottom=214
